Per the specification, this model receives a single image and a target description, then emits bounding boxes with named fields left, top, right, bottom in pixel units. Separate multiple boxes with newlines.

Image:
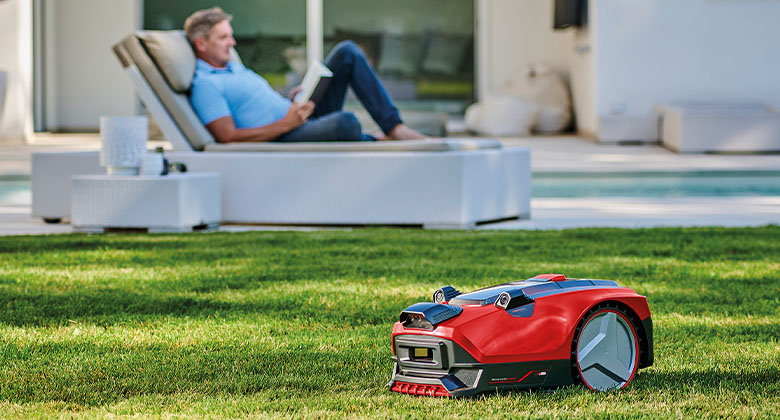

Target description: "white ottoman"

left=71, top=173, right=221, bottom=232
left=660, top=103, right=780, bottom=153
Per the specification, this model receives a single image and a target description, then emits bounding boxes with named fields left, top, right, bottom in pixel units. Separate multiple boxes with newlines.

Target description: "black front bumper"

left=390, top=334, right=572, bottom=397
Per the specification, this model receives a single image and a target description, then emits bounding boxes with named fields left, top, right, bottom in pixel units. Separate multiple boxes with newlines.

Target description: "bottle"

left=156, top=146, right=170, bottom=175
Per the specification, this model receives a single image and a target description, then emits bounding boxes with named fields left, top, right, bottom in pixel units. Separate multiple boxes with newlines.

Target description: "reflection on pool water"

left=533, top=171, right=780, bottom=198
left=0, top=171, right=778, bottom=206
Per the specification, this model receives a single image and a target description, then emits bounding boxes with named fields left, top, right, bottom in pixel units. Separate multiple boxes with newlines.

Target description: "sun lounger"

left=31, top=31, right=530, bottom=228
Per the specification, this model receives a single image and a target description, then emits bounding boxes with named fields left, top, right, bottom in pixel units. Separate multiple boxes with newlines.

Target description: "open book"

left=293, top=60, right=333, bottom=104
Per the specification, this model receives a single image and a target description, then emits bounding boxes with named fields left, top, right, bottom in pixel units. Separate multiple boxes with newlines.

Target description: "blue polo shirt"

left=190, top=59, right=291, bottom=128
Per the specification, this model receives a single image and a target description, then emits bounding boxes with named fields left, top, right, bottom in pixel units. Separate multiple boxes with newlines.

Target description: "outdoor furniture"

left=30, top=31, right=531, bottom=229
left=71, top=173, right=220, bottom=233
left=659, top=103, right=780, bottom=153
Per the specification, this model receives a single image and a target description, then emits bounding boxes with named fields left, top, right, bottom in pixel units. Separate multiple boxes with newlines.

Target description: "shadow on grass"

left=0, top=236, right=189, bottom=254
left=2, top=227, right=779, bottom=263
left=4, top=281, right=780, bottom=328
left=0, top=287, right=405, bottom=327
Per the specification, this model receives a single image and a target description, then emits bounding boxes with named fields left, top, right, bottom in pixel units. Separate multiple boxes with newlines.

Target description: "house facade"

left=1, top=0, right=779, bottom=144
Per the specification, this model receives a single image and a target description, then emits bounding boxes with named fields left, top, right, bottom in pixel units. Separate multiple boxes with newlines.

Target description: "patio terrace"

left=1, top=134, right=779, bottom=236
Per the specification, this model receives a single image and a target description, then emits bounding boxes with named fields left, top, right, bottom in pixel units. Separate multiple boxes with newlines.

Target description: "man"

left=185, top=7, right=426, bottom=143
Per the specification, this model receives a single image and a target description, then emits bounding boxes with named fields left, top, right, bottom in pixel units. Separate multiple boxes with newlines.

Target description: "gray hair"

left=183, top=7, right=233, bottom=44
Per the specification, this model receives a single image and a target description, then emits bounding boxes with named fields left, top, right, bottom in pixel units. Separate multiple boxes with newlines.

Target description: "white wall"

left=479, top=0, right=574, bottom=96
left=593, top=0, right=780, bottom=141
left=0, top=0, right=33, bottom=144
left=44, top=0, right=141, bottom=131
left=492, top=0, right=780, bottom=141
left=16, top=0, right=779, bottom=141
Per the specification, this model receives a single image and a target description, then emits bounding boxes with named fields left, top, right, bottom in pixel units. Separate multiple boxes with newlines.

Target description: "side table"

left=71, top=173, right=221, bottom=233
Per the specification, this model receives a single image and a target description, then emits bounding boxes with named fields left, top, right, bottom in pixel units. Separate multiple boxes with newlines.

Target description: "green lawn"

left=1, top=227, right=779, bottom=419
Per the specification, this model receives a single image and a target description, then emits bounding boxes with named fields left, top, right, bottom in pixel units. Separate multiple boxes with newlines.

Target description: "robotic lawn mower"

left=389, top=274, right=653, bottom=396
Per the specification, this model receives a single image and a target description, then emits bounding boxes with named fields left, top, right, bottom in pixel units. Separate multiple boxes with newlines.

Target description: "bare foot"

left=387, top=124, right=429, bottom=140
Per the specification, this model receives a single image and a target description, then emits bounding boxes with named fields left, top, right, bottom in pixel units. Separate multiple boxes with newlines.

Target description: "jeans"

left=275, top=41, right=402, bottom=142
left=274, top=111, right=375, bottom=142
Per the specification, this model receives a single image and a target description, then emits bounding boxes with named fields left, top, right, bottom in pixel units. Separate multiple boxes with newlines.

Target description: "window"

left=144, top=0, right=474, bottom=111
left=144, top=0, right=306, bottom=92
left=324, top=0, right=474, bottom=111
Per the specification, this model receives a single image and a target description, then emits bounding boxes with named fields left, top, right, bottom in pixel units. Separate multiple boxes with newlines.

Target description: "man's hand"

left=282, top=101, right=315, bottom=129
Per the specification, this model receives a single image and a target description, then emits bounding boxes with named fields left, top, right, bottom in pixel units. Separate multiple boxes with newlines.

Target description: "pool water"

left=0, top=171, right=778, bottom=205
left=533, top=171, right=780, bottom=198
left=0, top=178, right=31, bottom=205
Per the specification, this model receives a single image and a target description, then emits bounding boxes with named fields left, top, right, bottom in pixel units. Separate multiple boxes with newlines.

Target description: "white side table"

left=71, top=173, right=221, bottom=233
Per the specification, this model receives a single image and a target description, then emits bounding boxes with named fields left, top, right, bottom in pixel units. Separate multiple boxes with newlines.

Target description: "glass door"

left=323, top=0, right=475, bottom=113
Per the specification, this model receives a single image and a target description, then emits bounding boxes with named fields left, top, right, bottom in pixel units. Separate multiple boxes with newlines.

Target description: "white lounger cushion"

left=203, top=138, right=502, bottom=152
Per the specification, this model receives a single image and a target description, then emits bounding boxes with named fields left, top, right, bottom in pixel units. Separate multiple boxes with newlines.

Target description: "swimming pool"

left=1, top=171, right=778, bottom=206
left=0, top=177, right=31, bottom=205
left=533, top=171, right=780, bottom=198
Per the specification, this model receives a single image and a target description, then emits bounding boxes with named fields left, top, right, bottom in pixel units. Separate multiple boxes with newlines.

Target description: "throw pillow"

left=464, top=95, right=540, bottom=137
left=377, top=33, right=426, bottom=77
left=420, top=32, right=472, bottom=76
